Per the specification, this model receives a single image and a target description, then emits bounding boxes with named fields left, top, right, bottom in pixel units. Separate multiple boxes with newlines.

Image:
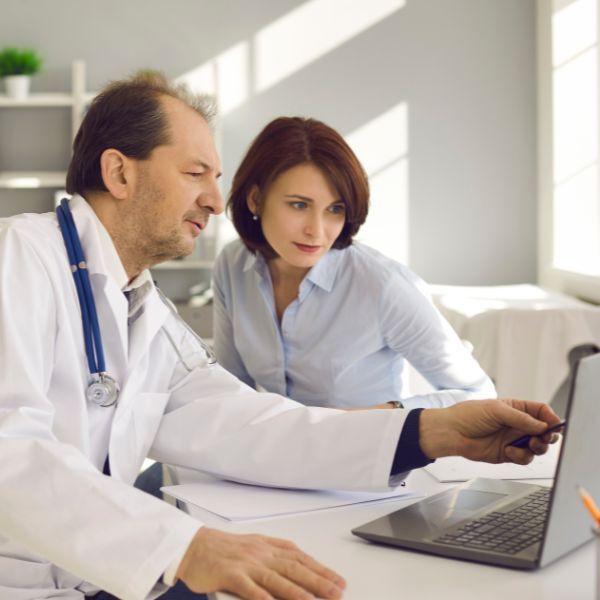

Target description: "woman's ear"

left=100, top=148, right=134, bottom=200
left=246, top=185, right=260, bottom=216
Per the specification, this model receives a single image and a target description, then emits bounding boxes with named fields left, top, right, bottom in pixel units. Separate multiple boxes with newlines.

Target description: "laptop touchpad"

left=420, top=489, right=506, bottom=528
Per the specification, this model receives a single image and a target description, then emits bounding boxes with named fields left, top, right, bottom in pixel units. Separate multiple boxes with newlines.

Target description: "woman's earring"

left=252, top=214, right=259, bottom=221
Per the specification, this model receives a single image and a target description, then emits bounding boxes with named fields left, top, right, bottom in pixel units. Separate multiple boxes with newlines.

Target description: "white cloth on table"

left=430, top=284, right=600, bottom=403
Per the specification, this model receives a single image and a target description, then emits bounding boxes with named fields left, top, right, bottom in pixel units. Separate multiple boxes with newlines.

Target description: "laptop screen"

left=540, top=351, right=600, bottom=566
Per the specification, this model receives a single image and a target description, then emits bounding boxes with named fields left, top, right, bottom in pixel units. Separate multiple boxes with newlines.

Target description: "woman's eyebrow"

left=284, top=194, right=313, bottom=202
left=283, top=194, right=343, bottom=204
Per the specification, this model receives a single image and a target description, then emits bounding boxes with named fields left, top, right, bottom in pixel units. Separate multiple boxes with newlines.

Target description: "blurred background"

left=2, top=0, right=599, bottom=404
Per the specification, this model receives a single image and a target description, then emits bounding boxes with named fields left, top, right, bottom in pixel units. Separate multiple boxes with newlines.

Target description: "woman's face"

left=249, top=163, right=346, bottom=272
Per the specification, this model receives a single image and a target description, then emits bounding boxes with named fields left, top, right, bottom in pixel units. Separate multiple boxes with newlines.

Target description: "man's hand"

left=176, top=527, right=346, bottom=600
left=419, top=399, right=562, bottom=465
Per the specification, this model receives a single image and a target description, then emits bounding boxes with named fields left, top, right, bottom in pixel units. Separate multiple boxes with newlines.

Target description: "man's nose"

left=199, top=176, right=224, bottom=215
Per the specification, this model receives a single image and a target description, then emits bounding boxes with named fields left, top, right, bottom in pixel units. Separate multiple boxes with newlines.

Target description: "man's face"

left=128, top=96, right=223, bottom=266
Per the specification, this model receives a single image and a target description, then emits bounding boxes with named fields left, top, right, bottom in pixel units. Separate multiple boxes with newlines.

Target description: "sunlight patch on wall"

left=176, top=41, right=249, bottom=116
left=346, top=103, right=409, bottom=264
left=345, top=103, right=408, bottom=174
left=175, top=62, right=216, bottom=95
left=356, top=160, right=409, bottom=264
left=552, top=0, right=596, bottom=66
left=254, top=0, right=405, bottom=93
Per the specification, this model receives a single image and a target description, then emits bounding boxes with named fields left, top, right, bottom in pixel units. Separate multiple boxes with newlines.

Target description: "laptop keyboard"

left=434, top=487, right=550, bottom=555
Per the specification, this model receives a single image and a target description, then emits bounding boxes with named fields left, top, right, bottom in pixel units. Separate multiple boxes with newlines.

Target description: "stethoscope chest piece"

left=86, top=373, right=120, bottom=407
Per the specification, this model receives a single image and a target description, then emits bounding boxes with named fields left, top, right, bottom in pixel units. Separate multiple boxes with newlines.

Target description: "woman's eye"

left=289, top=201, right=307, bottom=209
left=187, top=172, right=204, bottom=178
left=329, top=203, right=346, bottom=214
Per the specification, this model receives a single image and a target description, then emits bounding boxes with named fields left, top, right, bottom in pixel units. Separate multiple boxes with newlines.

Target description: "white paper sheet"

left=161, top=477, right=419, bottom=522
left=425, top=440, right=561, bottom=483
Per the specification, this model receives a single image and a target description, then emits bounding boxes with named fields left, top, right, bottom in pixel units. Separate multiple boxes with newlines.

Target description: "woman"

left=213, top=116, right=495, bottom=410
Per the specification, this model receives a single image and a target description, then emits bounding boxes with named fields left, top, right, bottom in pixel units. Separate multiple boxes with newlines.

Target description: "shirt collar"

left=304, top=248, right=344, bottom=293
left=242, top=244, right=344, bottom=294
left=242, top=247, right=267, bottom=277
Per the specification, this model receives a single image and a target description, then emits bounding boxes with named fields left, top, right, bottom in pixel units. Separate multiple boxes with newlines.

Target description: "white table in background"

left=169, top=467, right=595, bottom=600
left=430, top=284, right=600, bottom=403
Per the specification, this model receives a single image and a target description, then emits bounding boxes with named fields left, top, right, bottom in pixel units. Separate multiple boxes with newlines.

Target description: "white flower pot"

left=3, top=75, right=31, bottom=100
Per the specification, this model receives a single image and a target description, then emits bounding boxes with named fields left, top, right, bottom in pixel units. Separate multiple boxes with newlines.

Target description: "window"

left=538, top=0, right=600, bottom=301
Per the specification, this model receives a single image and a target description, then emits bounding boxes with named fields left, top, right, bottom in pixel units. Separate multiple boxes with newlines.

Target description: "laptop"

left=352, top=352, right=600, bottom=569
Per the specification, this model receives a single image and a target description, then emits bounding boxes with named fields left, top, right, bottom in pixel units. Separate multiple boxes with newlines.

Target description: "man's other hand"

left=177, top=527, right=346, bottom=600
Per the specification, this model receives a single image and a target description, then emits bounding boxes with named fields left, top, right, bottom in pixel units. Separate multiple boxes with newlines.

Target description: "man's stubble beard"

left=117, top=174, right=193, bottom=274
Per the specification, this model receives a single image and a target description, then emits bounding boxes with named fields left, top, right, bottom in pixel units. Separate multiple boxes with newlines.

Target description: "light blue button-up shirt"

left=213, top=240, right=495, bottom=409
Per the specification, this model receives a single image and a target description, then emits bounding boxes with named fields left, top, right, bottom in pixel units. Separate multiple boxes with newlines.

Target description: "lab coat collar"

left=69, top=195, right=128, bottom=287
left=242, top=246, right=343, bottom=294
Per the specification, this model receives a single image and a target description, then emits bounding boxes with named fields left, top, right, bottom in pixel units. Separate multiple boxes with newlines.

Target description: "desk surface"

left=172, top=468, right=595, bottom=600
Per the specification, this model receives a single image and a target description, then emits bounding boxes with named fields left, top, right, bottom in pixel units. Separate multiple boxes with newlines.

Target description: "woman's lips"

left=293, top=242, right=321, bottom=253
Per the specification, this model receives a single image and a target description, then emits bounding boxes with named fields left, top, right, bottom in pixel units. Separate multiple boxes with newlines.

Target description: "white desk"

left=170, top=467, right=595, bottom=600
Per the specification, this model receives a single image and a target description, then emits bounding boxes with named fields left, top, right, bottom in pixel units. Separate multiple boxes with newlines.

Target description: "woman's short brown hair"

left=66, top=71, right=214, bottom=197
left=228, top=117, right=370, bottom=256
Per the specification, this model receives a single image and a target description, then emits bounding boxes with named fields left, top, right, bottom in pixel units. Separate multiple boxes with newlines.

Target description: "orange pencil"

left=576, top=485, right=600, bottom=526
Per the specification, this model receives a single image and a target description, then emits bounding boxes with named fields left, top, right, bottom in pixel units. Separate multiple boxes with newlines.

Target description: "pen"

left=576, top=485, right=600, bottom=526
left=509, top=419, right=566, bottom=448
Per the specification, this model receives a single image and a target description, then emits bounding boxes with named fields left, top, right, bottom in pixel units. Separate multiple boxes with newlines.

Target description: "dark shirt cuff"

left=390, top=408, right=435, bottom=475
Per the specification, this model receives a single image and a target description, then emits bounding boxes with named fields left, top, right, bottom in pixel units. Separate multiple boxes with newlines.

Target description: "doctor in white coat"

left=0, top=72, right=560, bottom=600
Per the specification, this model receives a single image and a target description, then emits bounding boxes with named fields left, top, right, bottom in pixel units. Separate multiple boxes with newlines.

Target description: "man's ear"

left=100, top=148, right=135, bottom=200
left=246, top=185, right=260, bottom=216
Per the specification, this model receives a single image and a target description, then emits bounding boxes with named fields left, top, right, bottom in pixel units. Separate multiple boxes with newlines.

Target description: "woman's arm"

left=381, top=268, right=495, bottom=408
left=212, top=252, right=256, bottom=388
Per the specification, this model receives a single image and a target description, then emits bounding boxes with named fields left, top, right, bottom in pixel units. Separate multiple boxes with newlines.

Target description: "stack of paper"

left=162, top=477, right=419, bottom=522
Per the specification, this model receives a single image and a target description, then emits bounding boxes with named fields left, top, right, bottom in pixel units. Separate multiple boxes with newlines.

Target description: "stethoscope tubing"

left=57, top=199, right=107, bottom=376
left=56, top=202, right=97, bottom=374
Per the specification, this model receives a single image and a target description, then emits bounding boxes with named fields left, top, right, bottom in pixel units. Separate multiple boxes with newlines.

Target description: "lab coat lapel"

left=92, top=275, right=129, bottom=382
left=127, top=287, right=169, bottom=376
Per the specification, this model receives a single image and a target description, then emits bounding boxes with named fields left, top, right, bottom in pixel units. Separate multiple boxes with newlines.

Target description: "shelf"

left=0, top=93, right=74, bottom=107
left=152, top=260, right=213, bottom=270
left=0, top=171, right=66, bottom=188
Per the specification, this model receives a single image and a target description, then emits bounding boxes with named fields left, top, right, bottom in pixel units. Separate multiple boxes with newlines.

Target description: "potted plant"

left=0, top=47, right=43, bottom=100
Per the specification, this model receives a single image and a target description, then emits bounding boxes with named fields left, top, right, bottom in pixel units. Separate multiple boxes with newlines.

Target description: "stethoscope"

left=57, top=199, right=120, bottom=407
left=56, top=199, right=216, bottom=408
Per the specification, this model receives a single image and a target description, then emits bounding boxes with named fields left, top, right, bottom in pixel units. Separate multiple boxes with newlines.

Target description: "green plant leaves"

left=0, top=47, right=43, bottom=77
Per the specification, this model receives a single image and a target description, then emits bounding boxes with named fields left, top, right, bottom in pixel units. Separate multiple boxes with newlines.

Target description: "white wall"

left=0, top=0, right=537, bottom=285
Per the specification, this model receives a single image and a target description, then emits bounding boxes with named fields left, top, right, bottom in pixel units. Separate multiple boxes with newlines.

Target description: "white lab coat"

left=0, top=196, right=409, bottom=600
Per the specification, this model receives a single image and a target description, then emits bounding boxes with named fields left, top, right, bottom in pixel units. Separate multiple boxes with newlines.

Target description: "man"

left=0, top=73, right=560, bottom=600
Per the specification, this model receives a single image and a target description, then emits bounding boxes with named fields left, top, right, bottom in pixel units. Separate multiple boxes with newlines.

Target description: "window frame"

left=537, top=0, right=600, bottom=303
